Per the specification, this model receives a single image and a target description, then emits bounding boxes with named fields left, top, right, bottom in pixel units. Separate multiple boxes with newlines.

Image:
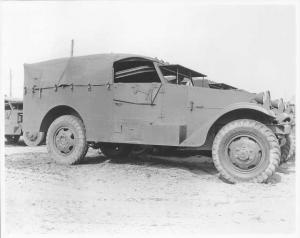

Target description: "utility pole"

left=71, top=39, right=74, bottom=57
left=9, top=68, right=12, bottom=97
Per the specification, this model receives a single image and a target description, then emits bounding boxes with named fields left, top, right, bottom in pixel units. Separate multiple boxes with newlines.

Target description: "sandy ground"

left=4, top=139, right=296, bottom=236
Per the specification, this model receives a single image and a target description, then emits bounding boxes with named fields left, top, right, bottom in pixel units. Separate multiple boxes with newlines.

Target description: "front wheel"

left=212, top=119, right=280, bottom=183
left=46, top=115, right=88, bottom=165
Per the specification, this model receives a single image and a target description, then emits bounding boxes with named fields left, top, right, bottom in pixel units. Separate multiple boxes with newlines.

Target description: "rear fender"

left=180, top=102, right=275, bottom=147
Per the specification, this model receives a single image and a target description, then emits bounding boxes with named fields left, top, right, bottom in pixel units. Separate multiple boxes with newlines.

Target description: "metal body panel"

left=23, top=86, right=114, bottom=141
left=186, top=87, right=255, bottom=138
left=161, top=84, right=188, bottom=126
left=180, top=102, right=276, bottom=147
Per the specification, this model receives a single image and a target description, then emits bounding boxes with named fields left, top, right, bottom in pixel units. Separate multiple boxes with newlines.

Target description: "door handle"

left=189, top=101, right=194, bottom=111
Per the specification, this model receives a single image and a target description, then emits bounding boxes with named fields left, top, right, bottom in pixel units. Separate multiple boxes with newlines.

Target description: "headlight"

left=254, top=91, right=271, bottom=109
left=271, top=98, right=285, bottom=112
left=254, top=92, right=264, bottom=104
left=271, top=99, right=279, bottom=108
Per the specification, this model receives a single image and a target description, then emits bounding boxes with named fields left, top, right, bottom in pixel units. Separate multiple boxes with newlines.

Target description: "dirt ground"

left=4, top=139, right=296, bottom=236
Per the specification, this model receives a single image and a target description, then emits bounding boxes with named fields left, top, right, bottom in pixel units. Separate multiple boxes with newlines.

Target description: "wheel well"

left=203, top=109, right=274, bottom=149
left=40, top=105, right=83, bottom=134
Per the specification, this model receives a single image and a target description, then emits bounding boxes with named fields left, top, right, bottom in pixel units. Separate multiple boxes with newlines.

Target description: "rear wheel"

left=212, top=119, right=280, bottom=183
left=99, top=143, right=132, bottom=160
left=46, top=115, right=87, bottom=165
left=5, top=135, right=20, bottom=144
left=23, top=131, right=45, bottom=146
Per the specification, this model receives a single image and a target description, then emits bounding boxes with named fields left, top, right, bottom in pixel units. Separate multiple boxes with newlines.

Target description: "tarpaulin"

left=24, top=53, right=157, bottom=89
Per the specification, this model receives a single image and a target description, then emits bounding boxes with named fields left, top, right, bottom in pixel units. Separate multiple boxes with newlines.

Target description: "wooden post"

left=71, top=39, right=74, bottom=57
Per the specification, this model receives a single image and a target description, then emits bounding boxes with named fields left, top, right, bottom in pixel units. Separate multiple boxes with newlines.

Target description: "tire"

left=5, top=135, right=20, bottom=144
left=212, top=119, right=280, bottom=183
left=280, top=135, right=291, bottom=164
left=23, top=131, right=45, bottom=146
left=46, top=115, right=88, bottom=165
left=99, top=143, right=132, bottom=160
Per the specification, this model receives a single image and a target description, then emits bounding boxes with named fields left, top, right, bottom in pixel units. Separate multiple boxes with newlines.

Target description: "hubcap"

left=54, top=127, right=75, bottom=155
left=227, top=136, right=262, bottom=170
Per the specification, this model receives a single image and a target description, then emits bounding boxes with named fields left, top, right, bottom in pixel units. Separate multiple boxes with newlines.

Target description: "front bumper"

left=269, top=123, right=291, bottom=135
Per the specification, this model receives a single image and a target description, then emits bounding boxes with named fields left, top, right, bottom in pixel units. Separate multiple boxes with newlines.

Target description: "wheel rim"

left=225, top=135, right=265, bottom=173
left=54, top=127, right=76, bottom=155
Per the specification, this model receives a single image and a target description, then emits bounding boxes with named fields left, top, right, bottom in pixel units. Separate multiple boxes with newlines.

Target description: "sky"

left=0, top=1, right=297, bottom=101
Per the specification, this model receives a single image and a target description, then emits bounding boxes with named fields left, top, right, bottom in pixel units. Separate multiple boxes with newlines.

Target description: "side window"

left=114, top=59, right=160, bottom=83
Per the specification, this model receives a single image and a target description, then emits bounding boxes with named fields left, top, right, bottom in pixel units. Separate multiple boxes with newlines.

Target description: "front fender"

left=180, top=102, right=275, bottom=147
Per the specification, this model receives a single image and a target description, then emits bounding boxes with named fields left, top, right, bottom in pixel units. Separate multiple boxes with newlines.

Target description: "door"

left=111, top=59, right=163, bottom=143
left=112, top=83, right=163, bottom=143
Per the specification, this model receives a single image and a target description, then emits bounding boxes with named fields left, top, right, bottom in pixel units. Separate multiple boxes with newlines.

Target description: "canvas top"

left=24, top=53, right=161, bottom=88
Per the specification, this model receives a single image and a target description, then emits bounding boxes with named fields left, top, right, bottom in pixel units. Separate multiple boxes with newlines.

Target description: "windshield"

left=159, top=64, right=206, bottom=86
left=159, top=66, right=193, bottom=86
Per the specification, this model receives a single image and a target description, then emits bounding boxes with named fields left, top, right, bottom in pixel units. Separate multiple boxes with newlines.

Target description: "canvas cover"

left=24, top=53, right=157, bottom=89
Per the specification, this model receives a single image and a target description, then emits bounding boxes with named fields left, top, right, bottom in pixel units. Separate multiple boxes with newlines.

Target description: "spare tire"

left=23, top=131, right=45, bottom=146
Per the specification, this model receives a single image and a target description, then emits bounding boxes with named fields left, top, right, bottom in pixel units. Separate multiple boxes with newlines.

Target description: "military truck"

left=5, top=98, right=45, bottom=146
left=5, top=98, right=23, bottom=143
left=23, top=53, right=292, bottom=183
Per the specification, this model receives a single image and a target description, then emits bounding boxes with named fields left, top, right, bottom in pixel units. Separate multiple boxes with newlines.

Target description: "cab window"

left=114, top=59, right=160, bottom=83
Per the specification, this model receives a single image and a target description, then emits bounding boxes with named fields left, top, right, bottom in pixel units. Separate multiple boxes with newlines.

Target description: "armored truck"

left=23, top=53, right=292, bottom=183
